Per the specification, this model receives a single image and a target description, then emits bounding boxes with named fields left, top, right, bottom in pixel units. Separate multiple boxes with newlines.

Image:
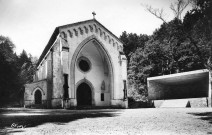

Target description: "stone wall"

left=51, top=38, right=64, bottom=108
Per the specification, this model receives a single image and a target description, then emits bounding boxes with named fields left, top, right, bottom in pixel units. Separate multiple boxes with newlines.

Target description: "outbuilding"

left=147, top=69, right=211, bottom=107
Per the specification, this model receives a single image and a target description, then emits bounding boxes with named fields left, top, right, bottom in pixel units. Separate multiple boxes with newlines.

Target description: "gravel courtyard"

left=0, top=108, right=212, bottom=135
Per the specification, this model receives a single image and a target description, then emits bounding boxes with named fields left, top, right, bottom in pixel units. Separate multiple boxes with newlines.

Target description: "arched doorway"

left=34, top=90, right=42, bottom=104
left=77, top=83, right=92, bottom=106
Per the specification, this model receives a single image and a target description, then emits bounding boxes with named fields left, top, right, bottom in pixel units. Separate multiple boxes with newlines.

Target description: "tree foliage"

left=0, top=36, right=37, bottom=106
left=183, top=0, right=212, bottom=68
left=18, top=50, right=37, bottom=85
left=0, top=36, right=19, bottom=104
left=119, top=31, right=149, bottom=63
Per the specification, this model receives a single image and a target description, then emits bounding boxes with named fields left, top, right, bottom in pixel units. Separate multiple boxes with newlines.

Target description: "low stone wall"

left=111, top=99, right=128, bottom=108
left=189, top=97, right=208, bottom=107
left=152, top=97, right=209, bottom=108
left=151, top=100, right=164, bottom=108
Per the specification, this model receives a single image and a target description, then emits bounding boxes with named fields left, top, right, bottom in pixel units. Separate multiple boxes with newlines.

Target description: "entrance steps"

left=160, top=99, right=190, bottom=108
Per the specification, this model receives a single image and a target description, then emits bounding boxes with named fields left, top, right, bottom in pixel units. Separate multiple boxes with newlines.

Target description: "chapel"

left=24, top=17, right=128, bottom=108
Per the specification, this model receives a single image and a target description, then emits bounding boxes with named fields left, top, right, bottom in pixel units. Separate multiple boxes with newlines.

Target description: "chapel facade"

left=24, top=19, right=128, bottom=109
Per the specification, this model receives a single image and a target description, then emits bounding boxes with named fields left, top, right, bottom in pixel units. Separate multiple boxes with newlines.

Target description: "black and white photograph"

left=0, top=0, right=212, bottom=134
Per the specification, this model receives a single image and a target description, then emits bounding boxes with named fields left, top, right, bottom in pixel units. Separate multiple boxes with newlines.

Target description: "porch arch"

left=70, top=35, right=114, bottom=99
left=31, top=87, right=45, bottom=96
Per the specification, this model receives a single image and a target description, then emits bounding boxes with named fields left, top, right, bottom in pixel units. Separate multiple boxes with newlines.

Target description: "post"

left=123, top=80, right=127, bottom=100
left=63, top=74, right=69, bottom=108
left=208, top=71, right=211, bottom=107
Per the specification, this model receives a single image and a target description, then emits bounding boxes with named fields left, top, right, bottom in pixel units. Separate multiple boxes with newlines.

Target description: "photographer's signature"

left=11, top=123, right=26, bottom=128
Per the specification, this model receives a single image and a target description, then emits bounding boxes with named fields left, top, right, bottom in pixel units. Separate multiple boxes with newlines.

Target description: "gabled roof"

left=37, top=19, right=123, bottom=67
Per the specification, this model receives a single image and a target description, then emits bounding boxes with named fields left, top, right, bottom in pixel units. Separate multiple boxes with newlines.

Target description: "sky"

left=0, top=0, right=192, bottom=58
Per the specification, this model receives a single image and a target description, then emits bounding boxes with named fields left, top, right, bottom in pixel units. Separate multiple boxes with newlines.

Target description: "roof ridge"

left=57, top=19, right=94, bottom=29
left=58, top=19, right=123, bottom=44
left=37, top=19, right=123, bottom=67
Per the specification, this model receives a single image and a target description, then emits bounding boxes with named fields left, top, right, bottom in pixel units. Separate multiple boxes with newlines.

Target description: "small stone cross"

left=92, top=11, right=96, bottom=19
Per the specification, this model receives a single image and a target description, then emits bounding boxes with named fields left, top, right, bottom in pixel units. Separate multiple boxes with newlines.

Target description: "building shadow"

left=0, top=129, right=24, bottom=134
left=188, top=112, right=212, bottom=124
left=188, top=111, right=212, bottom=134
left=0, top=108, right=121, bottom=134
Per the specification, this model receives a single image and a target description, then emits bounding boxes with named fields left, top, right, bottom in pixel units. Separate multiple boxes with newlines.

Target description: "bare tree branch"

left=170, top=0, right=190, bottom=20
left=145, top=5, right=168, bottom=24
left=142, top=0, right=191, bottom=23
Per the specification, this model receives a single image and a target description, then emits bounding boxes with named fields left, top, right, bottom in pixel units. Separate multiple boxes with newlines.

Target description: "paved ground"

left=0, top=108, right=212, bottom=135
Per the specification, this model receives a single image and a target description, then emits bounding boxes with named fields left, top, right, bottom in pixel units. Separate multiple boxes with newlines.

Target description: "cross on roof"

left=92, top=11, right=96, bottom=19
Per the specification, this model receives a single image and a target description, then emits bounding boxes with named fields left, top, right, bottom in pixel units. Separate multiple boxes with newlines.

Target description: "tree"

left=15, top=51, right=37, bottom=106
left=0, top=35, right=37, bottom=106
left=170, top=0, right=190, bottom=20
left=183, top=0, right=212, bottom=69
left=0, top=36, right=20, bottom=106
left=127, top=47, right=148, bottom=100
left=127, top=16, right=209, bottom=100
left=18, top=50, right=36, bottom=84
left=144, top=5, right=168, bottom=24
left=119, top=31, right=149, bottom=64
